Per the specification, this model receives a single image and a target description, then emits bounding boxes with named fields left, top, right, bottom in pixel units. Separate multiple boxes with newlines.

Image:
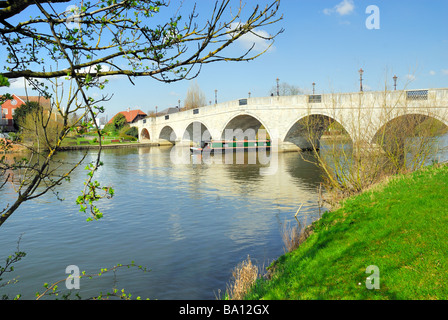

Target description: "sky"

left=1, top=0, right=448, bottom=119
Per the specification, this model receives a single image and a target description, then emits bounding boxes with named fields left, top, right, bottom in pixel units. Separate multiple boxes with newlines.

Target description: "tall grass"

left=282, top=220, right=314, bottom=253
left=225, top=255, right=259, bottom=300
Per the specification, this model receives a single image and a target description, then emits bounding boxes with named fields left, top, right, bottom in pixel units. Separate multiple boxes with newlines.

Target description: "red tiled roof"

left=17, top=95, right=51, bottom=109
left=1, top=95, right=51, bottom=109
left=108, top=109, right=147, bottom=124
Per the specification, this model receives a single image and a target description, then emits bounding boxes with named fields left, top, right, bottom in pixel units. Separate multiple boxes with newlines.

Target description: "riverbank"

left=1, top=141, right=159, bottom=153
left=244, top=163, right=448, bottom=300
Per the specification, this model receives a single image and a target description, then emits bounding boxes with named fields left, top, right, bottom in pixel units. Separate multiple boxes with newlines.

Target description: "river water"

left=0, top=146, right=325, bottom=300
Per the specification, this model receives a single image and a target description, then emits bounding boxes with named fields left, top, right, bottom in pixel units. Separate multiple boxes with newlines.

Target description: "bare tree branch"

left=0, top=0, right=283, bottom=227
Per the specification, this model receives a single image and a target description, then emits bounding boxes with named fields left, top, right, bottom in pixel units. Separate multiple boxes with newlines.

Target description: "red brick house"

left=108, top=109, right=147, bottom=124
left=1, top=94, right=51, bottom=131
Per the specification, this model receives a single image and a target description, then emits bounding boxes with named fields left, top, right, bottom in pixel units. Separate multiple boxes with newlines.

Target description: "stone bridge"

left=133, top=88, right=448, bottom=152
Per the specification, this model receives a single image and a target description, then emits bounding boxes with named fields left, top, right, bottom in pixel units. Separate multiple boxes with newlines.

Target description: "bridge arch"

left=158, top=125, right=177, bottom=144
left=372, top=113, right=448, bottom=164
left=372, top=112, right=448, bottom=145
left=219, top=112, right=272, bottom=141
left=182, top=121, right=213, bottom=144
left=283, top=113, right=352, bottom=151
left=140, top=128, right=150, bottom=140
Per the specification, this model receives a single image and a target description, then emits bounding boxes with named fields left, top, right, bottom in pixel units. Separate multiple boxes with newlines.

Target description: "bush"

left=119, top=134, right=137, bottom=141
left=13, top=101, right=42, bottom=131
left=19, top=107, right=64, bottom=149
left=6, top=132, right=20, bottom=142
left=124, top=126, right=138, bottom=138
left=112, top=113, right=127, bottom=129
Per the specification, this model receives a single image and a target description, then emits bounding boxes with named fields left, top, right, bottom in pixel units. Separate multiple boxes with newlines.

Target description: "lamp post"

left=393, top=75, right=398, bottom=91
left=312, top=82, right=316, bottom=95
left=359, top=68, right=364, bottom=92
left=276, top=78, right=280, bottom=96
left=215, top=89, right=217, bottom=104
left=248, top=91, right=251, bottom=98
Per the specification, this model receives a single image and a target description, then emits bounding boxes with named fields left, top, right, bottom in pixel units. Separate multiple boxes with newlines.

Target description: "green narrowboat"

left=190, top=140, right=271, bottom=154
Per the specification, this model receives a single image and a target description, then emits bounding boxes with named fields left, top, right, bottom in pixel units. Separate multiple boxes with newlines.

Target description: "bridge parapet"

left=135, top=88, right=448, bottom=127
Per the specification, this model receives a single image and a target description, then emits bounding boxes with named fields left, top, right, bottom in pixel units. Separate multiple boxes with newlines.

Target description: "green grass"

left=246, top=164, right=448, bottom=300
left=61, top=135, right=138, bottom=146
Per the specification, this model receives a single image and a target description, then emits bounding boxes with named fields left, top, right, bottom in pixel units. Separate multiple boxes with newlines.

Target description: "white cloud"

left=78, top=64, right=112, bottom=76
left=323, top=8, right=332, bottom=16
left=336, top=0, right=355, bottom=15
left=7, top=77, right=48, bottom=90
left=229, top=23, right=274, bottom=53
left=8, top=77, right=27, bottom=89
left=324, top=0, right=355, bottom=16
left=75, top=64, right=124, bottom=82
left=429, top=70, right=436, bottom=76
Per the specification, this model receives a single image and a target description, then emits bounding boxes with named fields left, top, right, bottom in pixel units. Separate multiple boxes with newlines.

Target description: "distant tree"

left=103, top=113, right=127, bottom=134
left=270, top=82, right=303, bottom=96
left=12, top=101, right=42, bottom=131
left=147, top=111, right=157, bottom=118
left=184, top=81, right=207, bottom=110
left=112, top=113, right=127, bottom=131
left=69, top=112, right=81, bottom=127
left=18, top=104, right=64, bottom=149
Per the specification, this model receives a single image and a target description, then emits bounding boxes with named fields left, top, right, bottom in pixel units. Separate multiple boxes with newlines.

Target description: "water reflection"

left=1, top=145, right=329, bottom=300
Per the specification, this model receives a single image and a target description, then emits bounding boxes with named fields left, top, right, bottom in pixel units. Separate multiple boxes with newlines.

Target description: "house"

left=108, top=108, right=147, bottom=124
left=1, top=94, right=51, bottom=131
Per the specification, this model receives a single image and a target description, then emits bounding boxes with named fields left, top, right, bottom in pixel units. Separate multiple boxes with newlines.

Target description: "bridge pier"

left=175, top=139, right=193, bottom=147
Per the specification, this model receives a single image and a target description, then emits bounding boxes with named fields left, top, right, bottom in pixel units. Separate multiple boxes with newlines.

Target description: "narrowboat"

left=190, top=140, right=271, bottom=154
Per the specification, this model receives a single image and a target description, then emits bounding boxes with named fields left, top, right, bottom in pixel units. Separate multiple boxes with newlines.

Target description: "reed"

left=225, top=255, right=259, bottom=300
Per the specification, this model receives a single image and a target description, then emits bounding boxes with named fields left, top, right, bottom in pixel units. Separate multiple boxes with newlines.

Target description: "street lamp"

left=312, top=82, right=316, bottom=95
left=215, top=89, right=218, bottom=104
left=276, top=78, right=280, bottom=96
left=248, top=91, right=251, bottom=98
left=359, top=68, right=364, bottom=92
left=393, top=75, right=398, bottom=91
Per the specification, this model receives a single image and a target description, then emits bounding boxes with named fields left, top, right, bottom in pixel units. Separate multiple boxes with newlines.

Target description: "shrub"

left=124, top=126, right=138, bottom=138
left=119, top=134, right=137, bottom=141
left=226, top=256, right=259, bottom=300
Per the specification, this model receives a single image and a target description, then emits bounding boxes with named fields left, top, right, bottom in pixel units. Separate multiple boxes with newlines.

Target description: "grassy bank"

left=60, top=135, right=138, bottom=147
left=245, top=164, right=448, bottom=300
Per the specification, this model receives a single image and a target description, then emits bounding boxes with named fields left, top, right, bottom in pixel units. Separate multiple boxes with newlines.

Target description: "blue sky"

left=2, top=0, right=448, bottom=119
